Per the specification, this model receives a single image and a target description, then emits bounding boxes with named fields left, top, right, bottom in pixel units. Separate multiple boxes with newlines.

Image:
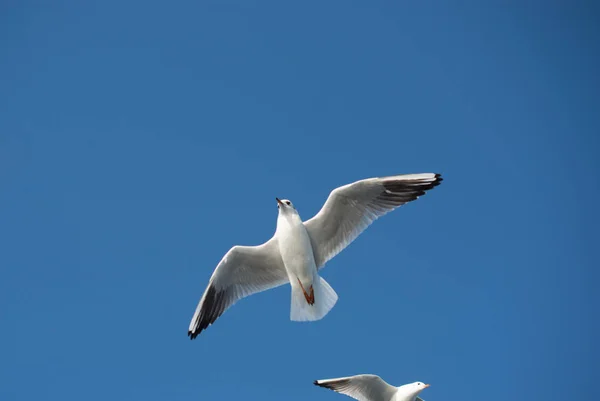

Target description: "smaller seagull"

left=315, top=374, right=430, bottom=401
left=188, top=173, right=442, bottom=338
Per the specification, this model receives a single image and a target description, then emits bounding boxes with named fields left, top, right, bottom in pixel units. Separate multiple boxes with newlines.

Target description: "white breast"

left=276, top=215, right=317, bottom=283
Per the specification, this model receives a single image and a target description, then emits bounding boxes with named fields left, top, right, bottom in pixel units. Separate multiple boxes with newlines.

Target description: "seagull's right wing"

left=304, top=173, right=443, bottom=268
left=188, top=238, right=288, bottom=339
left=416, top=397, right=426, bottom=401
left=314, top=374, right=398, bottom=401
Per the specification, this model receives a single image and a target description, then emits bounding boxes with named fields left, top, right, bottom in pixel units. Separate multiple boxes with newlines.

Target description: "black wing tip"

left=314, top=381, right=331, bottom=390
left=188, top=330, right=201, bottom=340
left=188, top=284, right=227, bottom=341
left=417, top=173, right=443, bottom=191
left=382, top=173, right=443, bottom=200
left=430, top=174, right=443, bottom=188
left=314, top=379, right=349, bottom=391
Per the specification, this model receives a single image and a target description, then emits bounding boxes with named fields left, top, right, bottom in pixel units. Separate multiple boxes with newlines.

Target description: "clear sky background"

left=1, top=1, right=598, bottom=401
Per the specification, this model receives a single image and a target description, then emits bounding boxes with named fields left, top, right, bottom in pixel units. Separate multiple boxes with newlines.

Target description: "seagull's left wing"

left=188, top=237, right=288, bottom=339
left=314, top=374, right=398, bottom=401
left=417, top=397, right=426, bottom=401
left=304, top=173, right=442, bottom=268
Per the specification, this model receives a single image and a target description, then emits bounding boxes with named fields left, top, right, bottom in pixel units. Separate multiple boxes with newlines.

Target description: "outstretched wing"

left=304, top=173, right=443, bottom=268
left=314, top=374, right=398, bottom=401
left=188, top=238, right=288, bottom=339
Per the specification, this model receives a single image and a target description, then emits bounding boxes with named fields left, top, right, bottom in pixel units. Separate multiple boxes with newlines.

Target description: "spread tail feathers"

left=290, top=275, right=338, bottom=321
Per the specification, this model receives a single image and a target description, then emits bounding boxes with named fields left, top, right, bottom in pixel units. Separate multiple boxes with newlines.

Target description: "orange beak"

left=423, top=384, right=431, bottom=389
left=276, top=197, right=284, bottom=206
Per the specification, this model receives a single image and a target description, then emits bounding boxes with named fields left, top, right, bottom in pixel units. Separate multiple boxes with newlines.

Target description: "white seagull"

left=315, top=375, right=430, bottom=401
left=188, top=173, right=443, bottom=339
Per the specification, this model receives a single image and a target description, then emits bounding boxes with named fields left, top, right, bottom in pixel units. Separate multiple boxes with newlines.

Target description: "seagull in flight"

left=188, top=173, right=443, bottom=339
left=315, top=374, right=431, bottom=401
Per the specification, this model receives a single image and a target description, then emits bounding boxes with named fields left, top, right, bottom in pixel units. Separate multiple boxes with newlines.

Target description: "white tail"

left=290, top=275, right=338, bottom=321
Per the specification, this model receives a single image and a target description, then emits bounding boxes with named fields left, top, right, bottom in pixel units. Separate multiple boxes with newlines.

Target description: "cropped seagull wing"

left=416, top=397, right=426, bottom=401
left=314, top=374, right=398, bottom=401
left=304, top=173, right=443, bottom=268
left=188, top=237, right=288, bottom=339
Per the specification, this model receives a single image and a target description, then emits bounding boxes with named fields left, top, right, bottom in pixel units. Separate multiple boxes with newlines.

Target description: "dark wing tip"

left=421, top=173, right=443, bottom=190
left=315, top=379, right=349, bottom=391
left=380, top=173, right=443, bottom=205
left=187, top=285, right=228, bottom=341
left=188, top=329, right=200, bottom=340
left=314, top=380, right=330, bottom=389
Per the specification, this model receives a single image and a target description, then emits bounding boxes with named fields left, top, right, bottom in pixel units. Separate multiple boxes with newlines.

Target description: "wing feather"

left=314, top=374, right=398, bottom=401
left=304, top=173, right=443, bottom=268
left=188, top=238, right=288, bottom=338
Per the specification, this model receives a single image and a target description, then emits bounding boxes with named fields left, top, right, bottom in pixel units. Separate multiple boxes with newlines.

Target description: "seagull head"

left=397, top=382, right=430, bottom=398
left=409, top=382, right=430, bottom=395
left=276, top=198, right=296, bottom=212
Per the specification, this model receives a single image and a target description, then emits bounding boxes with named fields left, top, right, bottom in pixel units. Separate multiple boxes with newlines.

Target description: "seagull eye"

left=286, top=201, right=291, bottom=205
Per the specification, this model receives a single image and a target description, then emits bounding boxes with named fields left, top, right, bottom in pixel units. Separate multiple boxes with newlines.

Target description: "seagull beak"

left=423, top=384, right=431, bottom=389
left=276, top=197, right=284, bottom=206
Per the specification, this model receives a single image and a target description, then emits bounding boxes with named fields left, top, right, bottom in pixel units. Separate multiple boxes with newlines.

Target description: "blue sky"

left=1, top=1, right=598, bottom=400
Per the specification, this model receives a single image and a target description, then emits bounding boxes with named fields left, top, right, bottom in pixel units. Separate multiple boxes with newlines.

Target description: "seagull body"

left=275, top=197, right=340, bottom=321
left=315, top=374, right=430, bottom=401
left=188, top=173, right=443, bottom=339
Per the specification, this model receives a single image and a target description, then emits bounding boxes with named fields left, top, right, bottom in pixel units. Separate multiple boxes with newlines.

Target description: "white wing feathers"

left=188, top=238, right=288, bottom=339
left=304, top=173, right=443, bottom=268
left=314, top=374, right=398, bottom=401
